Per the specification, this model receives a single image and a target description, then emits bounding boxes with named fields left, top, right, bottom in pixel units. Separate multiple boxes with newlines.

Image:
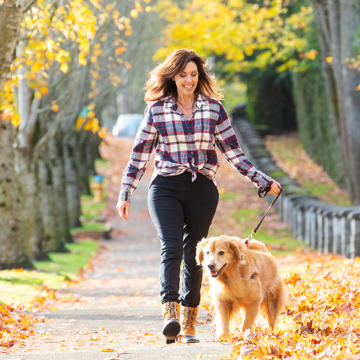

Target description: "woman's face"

left=173, top=61, right=198, bottom=99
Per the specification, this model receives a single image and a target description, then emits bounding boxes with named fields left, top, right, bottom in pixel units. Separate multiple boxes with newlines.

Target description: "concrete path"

left=1, top=156, right=231, bottom=359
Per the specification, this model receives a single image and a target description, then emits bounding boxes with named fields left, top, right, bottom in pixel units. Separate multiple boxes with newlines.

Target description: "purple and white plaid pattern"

left=119, top=95, right=272, bottom=202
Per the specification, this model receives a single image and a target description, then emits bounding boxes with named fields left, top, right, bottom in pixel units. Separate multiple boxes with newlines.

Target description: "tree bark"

left=63, top=133, right=82, bottom=229
left=0, top=0, right=23, bottom=89
left=85, top=132, right=97, bottom=178
left=312, top=0, right=360, bottom=204
left=75, top=132, right=91, bottom=196
left=15, top=147, right=48, bottom=260
left=0, top=121, right=32, bottom=269
left=48, top=136, right=72, bottom=244
left=37, top=154, right=68, bottom=253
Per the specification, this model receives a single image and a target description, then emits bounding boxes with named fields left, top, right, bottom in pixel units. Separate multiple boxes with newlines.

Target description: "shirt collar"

left=163, top=94, right=209, bottom=109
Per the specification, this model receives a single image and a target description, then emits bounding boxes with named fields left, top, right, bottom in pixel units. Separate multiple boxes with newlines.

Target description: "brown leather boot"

left=162, top=302, right=180, bottom=344
left=180, top=305, right=200, bottom=343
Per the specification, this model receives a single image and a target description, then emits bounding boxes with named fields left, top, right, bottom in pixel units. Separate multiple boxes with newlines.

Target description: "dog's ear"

left=228, top=241, right=243, bottom=261
left=196, top=238, right=208, bottom=265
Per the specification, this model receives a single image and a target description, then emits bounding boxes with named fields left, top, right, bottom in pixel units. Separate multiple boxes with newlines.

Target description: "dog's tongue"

left=211, top=270, right=217, bottom=276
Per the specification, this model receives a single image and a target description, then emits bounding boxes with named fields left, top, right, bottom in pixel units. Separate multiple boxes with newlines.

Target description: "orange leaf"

left=52, top=104, right=60, bottom=112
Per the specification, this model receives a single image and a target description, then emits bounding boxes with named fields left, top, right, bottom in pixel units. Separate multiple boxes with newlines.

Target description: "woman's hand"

left=116, top=200, right=130, bottom=222
left=268, top=180, right=282, bottom=196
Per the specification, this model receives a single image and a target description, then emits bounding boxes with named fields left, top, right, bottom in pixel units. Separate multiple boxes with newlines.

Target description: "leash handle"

left=257, top=180, right=273, bottom=198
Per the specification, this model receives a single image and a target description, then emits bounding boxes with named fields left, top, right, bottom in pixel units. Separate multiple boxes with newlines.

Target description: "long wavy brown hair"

left=144, top=49, right=223, bottom=104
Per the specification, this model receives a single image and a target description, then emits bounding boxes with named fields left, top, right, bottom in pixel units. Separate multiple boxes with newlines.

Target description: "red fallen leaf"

left=311, top=338, right=322, bottom=345
left=1, top=340, right=15, bottom=347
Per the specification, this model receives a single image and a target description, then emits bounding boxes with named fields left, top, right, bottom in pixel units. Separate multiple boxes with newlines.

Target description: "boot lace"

left=182, top=308, right=195, bottom=329
left=166, top=302, right=177, bottom=320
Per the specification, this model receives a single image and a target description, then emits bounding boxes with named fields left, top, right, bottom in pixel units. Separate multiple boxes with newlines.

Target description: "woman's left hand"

left=268, top=180, right=282, bottom=195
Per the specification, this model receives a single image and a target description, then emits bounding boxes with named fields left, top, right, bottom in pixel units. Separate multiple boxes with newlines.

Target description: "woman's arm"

left=214, top=103, right=280, bottom=193
left=118, top=107, right=158, bottom=203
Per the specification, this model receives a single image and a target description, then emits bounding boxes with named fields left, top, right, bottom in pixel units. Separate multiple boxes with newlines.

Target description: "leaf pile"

left=222, top=253, right=360, bottom=359
left=0, top=304, right=35, bottom=351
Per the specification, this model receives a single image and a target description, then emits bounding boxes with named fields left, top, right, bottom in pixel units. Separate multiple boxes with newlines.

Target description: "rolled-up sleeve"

left=214, top=103, right=271, bottom=187
left=119, top=107, right=158, bottom=202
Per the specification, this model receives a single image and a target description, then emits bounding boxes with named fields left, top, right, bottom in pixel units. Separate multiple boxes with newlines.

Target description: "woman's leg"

left=147, top=176, right=185, bottom=304
left=181, top=174, right=219, bottom=307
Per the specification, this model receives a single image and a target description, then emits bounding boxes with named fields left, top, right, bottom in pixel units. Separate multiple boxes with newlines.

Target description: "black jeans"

left=147, top=172, right=219, bottom=308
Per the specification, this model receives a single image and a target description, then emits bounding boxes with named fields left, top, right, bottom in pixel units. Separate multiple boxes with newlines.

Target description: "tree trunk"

left=75, top=132, right=91, bottom=195
left=85, top=132, right=97, bottom=178
left=15, top=147, right=48, bottom=260
left=63, top=134, right=82, bottom=228
left=48, top=137, right=72, bottom=243
left=312, top=0, right=360, bottom=204
left=0, top=121, right=32, bottom=269
left=37, top=155, right=67, bottom=253
left=0, top=0, right=23, bottom=89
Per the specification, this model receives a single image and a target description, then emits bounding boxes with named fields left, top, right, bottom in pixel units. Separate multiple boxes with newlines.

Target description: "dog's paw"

left=216, top=330, right=229, bottom=340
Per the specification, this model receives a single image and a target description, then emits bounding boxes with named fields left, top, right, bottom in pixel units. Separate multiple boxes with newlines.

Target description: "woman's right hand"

left=116, top=201, right=130, bottom=222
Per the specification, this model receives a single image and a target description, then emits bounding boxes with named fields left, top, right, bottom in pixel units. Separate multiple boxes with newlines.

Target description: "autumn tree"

left=0, top=0, right=32, bottom=269
left=0, top=0, right=152, bottom=268
left=311, top=0, right=360, bottom=204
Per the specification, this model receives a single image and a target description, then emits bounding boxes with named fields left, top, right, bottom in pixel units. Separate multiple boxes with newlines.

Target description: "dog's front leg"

left=242, top=301, right=260, bottom=331
left=214, top=300, right=231, bottom=338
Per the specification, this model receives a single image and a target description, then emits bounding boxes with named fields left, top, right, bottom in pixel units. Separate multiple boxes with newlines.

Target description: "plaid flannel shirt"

left=119, top=95, right=272, bottom=202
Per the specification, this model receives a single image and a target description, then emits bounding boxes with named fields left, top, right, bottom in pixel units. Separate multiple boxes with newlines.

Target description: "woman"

left=117, top=49, right=281, bottom=344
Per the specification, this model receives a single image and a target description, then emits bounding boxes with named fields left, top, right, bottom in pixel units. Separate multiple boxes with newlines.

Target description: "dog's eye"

left=205, top=251, right=209, bottom=255
left=219, top=251, right=224, bottom=255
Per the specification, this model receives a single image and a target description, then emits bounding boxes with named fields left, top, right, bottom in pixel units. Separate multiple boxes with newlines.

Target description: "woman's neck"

left=177, top=93, right=195, bottom=105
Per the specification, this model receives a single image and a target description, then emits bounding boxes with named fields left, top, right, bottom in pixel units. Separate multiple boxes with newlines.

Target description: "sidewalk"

left=1, top=139, right=231, bottom=360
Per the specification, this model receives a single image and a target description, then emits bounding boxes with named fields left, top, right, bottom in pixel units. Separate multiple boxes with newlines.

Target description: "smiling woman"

left=115, top=49, right=281, bottom=345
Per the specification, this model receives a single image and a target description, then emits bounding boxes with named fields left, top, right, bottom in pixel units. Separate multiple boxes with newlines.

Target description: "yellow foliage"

left=1, top=0, right=141, bottom=129
left=115, top=47, right=126, bottom=55
left=130, top=9, right=138, bottom=18
left=98, top=127, right=107, bottom=138
left=91, top=71, right=100, bottom=79
left=76, top=117, right=86, bottom=130
left=156, top=0, right=313, bottom=72
left=303, top=49, right=318, bottom=60
left=79, top=54, right=87, bottom=66
left=11, top=114, right=21, bottom=126
left=39, top=86, right=49, bottom=95
left=60, top=63, right=69, bottom=73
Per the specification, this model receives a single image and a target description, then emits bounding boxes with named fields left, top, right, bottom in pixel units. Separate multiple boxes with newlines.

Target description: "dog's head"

left=196, top=236, right=245, bottom=278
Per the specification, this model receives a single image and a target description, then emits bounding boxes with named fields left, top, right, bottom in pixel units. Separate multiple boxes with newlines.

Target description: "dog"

left=196, top=235, right=288, bottom=337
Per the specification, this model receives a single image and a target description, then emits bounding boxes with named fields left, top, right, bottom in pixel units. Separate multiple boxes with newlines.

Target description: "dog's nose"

left=208, top=263, right=216, bottom=270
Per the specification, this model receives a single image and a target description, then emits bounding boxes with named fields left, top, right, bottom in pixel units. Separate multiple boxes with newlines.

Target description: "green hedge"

left=245, top=70, right=297, bottom=134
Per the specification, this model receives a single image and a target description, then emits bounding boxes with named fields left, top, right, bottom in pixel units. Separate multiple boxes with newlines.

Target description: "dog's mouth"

left=210, top=263, right=227, bottom=278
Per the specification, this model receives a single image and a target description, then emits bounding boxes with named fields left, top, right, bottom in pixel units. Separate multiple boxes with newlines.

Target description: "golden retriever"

left=196, top=236, right=288, bottom=337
